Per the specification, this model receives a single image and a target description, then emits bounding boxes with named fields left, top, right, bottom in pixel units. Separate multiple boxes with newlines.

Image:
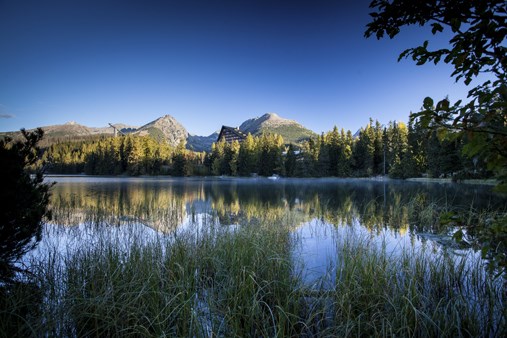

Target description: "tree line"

left=42, top=117, right=490, bottom=180
left=43, top=134, right=207, bottom=176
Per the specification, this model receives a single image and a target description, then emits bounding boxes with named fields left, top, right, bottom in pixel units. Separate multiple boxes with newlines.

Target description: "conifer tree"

left=285, top=144, right=298, bottom=177
left=238, top=133, right=258, bottom=176
left=0, top=128, right=52, bottom=283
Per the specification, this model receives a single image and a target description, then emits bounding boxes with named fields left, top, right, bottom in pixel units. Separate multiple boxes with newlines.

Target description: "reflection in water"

left=23, top=176, right=504, bottom=336
left=48, top=177, right=506, bottom=238
left=44, top=177, right=506, bottom=286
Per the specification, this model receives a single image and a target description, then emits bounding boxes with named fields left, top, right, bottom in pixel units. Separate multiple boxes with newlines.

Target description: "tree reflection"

left=48, top=178, right=506, bottom=240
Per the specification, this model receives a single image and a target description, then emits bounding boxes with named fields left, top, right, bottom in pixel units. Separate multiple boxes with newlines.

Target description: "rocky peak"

left=239, top=112, right=298, bottom=134
left=135, top=114, right=189, bottom=146
left=238, top=112, right=316, bottom=143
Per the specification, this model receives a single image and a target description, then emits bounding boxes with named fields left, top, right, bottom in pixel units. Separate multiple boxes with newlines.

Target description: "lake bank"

left=407, top=177, right=498, bottom=186
left=45, top=173, right=500, bottom=186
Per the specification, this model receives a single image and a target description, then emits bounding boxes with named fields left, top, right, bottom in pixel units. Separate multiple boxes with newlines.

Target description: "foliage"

left=172, top=140, right=196, bottom=176
left=40, top=117, right=494, bottom=180
left=365, top=0, right=507, bottom=189
left=238, top=133, right=258, bottom=176
left=43, top=134, right=206, bottom=176
left=366, top=0, right=507, bottom=273
left=0, top=128, right=52, bottom=284
left=209, top=133, right=286, bottom=177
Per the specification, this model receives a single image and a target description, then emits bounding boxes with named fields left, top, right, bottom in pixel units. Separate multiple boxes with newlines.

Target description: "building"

left=217, top=126, right=247, bottom=143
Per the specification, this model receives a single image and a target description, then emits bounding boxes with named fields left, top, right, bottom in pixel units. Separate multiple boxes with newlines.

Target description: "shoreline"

left=406, top=177, right=498, bottom=186
left=43, top=174, right=499, bottom=187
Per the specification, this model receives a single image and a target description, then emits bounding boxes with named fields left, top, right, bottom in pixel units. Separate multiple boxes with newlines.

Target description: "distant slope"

left=187, top=132, right=219, bottom=152
left=239, top=113, right=316, bottom=143
left=42, top=121, right=137, bottom=138
left=134, top=115, right=188, bottom=147
left=0, top=122, right=138, bottom=147
left=43, top=121, right=94, bottom=138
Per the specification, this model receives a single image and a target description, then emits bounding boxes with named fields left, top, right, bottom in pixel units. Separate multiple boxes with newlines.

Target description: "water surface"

left=37, top=176, right=507, bottom=284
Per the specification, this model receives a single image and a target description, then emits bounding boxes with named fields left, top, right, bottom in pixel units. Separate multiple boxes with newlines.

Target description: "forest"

left=42, top=116, right=490, bottom=180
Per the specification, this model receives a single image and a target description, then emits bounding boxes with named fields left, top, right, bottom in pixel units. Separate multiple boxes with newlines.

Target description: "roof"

left=217, top=126, right=247, bottom=143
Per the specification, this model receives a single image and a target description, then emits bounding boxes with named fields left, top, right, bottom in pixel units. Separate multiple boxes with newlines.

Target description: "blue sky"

left=0, top=0, right=473, bottom=136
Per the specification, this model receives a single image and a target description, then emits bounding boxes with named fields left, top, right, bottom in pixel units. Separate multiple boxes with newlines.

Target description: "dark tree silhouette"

left=365, top=0, right=507, bottom=190
left=365, top=0, right=507, bottom=273
left=0, top=128, right=52, bottom=284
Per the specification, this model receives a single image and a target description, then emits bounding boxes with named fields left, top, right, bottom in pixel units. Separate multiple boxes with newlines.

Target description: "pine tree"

left=0, top=129, right=52, bottom=283
left=228, top=140, right=241, bottom=176
left=285, top=144, right=298, bottom=177
left=238, top=133, right=258, bottom=176
left=387, top=121, right=408, bottom=178
left=372, top=120, right=384, bottom=175
left=273, top=134, right=286, bottom=176
left=317, top=133, right=330, bottom=177
left=211, top=139, right=226, bottom=176
left=327, top=126, right=340, bottom=175
left=352, top=124, right=374, bottom=176
left=172, top=140, right=189, bottom=176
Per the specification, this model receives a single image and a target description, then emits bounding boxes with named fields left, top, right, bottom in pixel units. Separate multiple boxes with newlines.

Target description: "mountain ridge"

left=0, top=113, right=316, bottom=151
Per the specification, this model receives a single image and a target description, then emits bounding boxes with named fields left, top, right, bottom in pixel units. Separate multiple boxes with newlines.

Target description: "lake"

left=35, top=176, right=506, bottom=285
left=17, top=176, right=506, bottom=336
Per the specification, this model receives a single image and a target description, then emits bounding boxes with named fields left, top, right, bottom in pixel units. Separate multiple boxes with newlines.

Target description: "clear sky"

left=0, top=0, right=474, bottom=136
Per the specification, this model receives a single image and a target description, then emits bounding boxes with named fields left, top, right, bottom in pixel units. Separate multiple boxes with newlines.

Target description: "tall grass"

left=333, top=233, right=505, bottom=336
left=1, top=211, right=505, bottom=337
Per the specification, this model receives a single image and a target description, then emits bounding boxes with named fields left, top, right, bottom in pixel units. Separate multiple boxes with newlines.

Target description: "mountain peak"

left=4, top=112, right=316, bottom=152
left=135, top=114, right=188, bottom=146
left=238, top=113, right=315, bottom=143
left=262, top=112, right=279, bottom=118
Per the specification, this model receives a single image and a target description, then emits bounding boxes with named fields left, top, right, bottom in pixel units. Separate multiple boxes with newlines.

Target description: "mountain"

left=238, top=113, right=316, bottom=143
left=1, top=112, right=316, bottom=151
left=0, top=121, right=139, bottom=147
left=134, top=115, right=188, bottom=147
left=187, top=132, right=219, bottom=152
left=35, top=121, right=139, bottom=138
left=132, top=115, right=217, bottom=151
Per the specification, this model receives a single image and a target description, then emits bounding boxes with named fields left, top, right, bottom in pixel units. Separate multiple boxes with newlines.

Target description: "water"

left=33, top=176, right=506, bottom=284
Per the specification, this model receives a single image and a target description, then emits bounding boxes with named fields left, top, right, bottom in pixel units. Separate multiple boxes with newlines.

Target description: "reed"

left=1, top=210, right=505, bottom=337
left=332, top=231, right=505, bottom=336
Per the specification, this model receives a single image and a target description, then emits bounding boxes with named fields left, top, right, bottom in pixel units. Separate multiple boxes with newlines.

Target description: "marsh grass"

left=333, top=233, right=505, bottom=337
left=1, top=210, right=506, bottom=337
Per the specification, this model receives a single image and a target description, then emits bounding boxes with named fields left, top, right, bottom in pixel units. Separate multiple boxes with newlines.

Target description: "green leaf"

left=450, top=18, right=461, bottom=32
left=437, top=128, right=448, bottom=141
left=431, top=23, right=443, bottom=34
left=436, top=99, right=450, bottom=111
left=423, top=97, right=434, bottom=109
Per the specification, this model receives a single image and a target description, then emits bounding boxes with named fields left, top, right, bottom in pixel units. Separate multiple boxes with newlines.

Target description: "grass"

left=333, top=233, right=505, bottom=336
left=1, top=210, right=506, bottom=337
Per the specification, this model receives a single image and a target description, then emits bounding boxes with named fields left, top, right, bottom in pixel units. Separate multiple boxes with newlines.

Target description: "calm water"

left=35, top=176, right=506, bottom=285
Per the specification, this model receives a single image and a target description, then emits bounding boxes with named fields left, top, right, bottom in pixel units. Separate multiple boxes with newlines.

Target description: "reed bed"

left=1, top=211, right=505, bottom=337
